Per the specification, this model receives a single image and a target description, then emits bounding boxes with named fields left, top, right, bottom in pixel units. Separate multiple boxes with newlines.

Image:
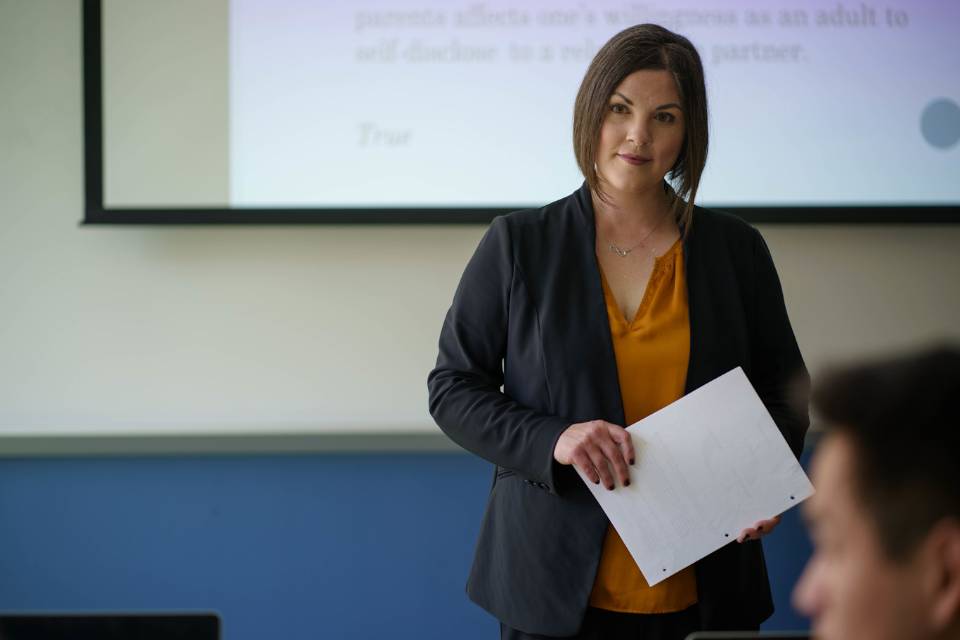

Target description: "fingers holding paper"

left=737, top=515, right=783, bottom=542
left=554, top=420, right=635, bottom=490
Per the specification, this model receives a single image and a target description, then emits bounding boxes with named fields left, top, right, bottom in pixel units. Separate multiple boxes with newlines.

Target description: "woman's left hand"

left=737, top=515, right=782, bottom=543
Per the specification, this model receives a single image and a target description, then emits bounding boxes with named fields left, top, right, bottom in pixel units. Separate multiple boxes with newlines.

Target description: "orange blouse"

left=588, top=237, right=699, bottom=613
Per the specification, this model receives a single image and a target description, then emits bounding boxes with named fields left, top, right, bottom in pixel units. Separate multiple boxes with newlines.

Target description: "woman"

left=428, top=23, right=808, bottom=639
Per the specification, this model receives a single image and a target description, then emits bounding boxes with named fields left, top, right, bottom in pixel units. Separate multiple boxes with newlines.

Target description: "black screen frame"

left=81, top=0, right=959, bottom=225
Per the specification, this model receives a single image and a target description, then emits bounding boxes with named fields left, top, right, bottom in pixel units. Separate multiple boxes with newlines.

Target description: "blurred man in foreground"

left=793, top=345, right=960, bottom=640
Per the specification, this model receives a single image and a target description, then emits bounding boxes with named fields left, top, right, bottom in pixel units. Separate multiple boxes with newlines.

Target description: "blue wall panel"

left=0, top=451, right=812, bottom=638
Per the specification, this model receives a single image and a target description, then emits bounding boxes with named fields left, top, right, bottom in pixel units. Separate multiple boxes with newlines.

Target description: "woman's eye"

left=610, top=103, right=628, bottom=114
left=656, top=112, right=677, bottom=123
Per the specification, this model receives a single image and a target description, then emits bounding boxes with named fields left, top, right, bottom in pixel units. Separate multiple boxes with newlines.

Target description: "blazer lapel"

left=548, top=184, right=626, bottom=427
left=682, top=209, right=727, bottom=395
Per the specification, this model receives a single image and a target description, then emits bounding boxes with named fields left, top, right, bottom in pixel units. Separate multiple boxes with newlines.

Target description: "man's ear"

left=919, top=518, right=960, bottom=632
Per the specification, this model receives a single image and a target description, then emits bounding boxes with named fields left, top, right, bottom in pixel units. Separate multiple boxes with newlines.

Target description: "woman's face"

left=595, top=69, right=686, bottom=197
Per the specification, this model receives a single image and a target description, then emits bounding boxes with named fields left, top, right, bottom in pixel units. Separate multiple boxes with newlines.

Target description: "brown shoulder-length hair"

left=573, top=24, right=708, bottom=234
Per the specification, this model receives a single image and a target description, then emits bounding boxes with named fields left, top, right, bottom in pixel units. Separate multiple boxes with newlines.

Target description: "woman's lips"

left=618, top=154, right=651, bottom=165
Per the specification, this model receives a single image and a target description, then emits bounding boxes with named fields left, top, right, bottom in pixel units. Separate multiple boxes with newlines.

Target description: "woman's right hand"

left=553, top=420, right=635, bottom=490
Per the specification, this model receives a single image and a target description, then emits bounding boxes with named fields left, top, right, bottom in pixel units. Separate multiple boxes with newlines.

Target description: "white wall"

left=1, top=1, right=957, bottom=450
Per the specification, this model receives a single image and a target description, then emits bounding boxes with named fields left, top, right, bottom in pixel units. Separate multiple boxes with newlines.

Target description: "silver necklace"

left=605, top=209, right=670, bottom=258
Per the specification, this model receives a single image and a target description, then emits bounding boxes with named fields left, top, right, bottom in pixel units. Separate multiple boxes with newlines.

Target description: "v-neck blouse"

left=589, top=236, right=699, bottom=613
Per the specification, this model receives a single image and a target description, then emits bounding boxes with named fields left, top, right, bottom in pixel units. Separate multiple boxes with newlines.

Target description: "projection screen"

left=83, top=0, right=960, bottom=223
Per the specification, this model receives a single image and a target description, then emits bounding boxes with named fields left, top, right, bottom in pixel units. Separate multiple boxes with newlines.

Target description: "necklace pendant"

left=609, top=244, right=631, bottom=258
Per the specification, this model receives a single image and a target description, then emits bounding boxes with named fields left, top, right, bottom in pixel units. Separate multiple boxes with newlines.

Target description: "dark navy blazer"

left=428, top=182, right=809, bottom=636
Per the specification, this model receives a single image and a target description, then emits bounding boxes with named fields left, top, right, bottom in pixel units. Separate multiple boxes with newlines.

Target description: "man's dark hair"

left=812, top=344, right=960, bottom=560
